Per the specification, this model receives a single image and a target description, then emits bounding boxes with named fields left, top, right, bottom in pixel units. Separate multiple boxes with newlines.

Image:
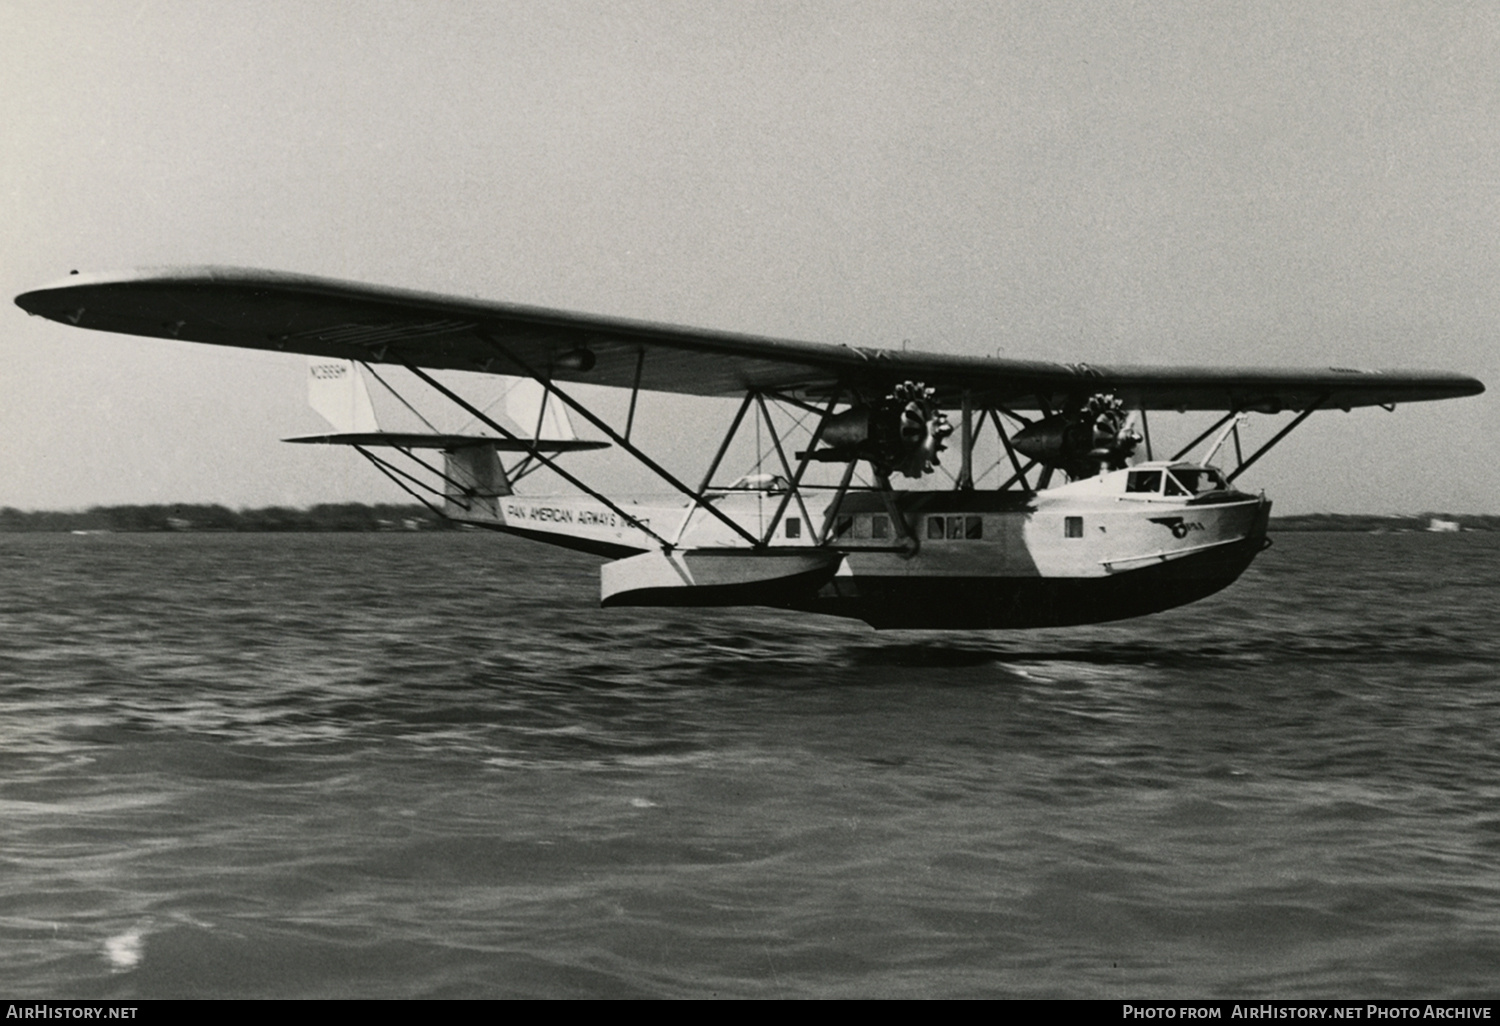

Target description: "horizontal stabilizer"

left=283, top=432, right=608, bottom=451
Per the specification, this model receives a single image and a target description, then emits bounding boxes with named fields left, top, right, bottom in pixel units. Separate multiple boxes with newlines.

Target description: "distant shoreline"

left=0, top=503, right=454, bottom=533
left=2, top=504, right=1496, bottom=533
left=1270, top=513, right=1498, bottom=532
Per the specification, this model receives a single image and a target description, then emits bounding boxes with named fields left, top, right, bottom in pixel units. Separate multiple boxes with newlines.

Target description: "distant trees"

left=0, top=504, right=452, bottom=532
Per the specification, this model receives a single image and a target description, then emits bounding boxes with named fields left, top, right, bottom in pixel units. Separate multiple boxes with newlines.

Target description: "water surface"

left=1, top=531, right=1497, bottom=997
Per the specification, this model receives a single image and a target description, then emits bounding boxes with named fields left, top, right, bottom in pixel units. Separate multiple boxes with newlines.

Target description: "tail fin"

left=308, top=358, right=379, bottom=433
left=500, top=377, right=576, bottom=440
left=443, top=443, right=511, bottom=520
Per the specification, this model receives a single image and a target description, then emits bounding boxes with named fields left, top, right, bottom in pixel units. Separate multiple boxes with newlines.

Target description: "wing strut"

left=990, top=408, right=1036, bottom=494
left=669, top=391, right=756, bottom=548
left=352, top=445, right=453, bottom=519
left=695, top=391, right=756, bottom=495
left=957, top=393, right=974, bottom=491
left=625, top=347, right=646, bottom=442
left=873, top=469, right=920, bottom=555
left=357, top=445, right=471, bottom=508
left=1172, top=410, right=1241, bottom=462
left=760, top=392, right=842, bottom=546
left=754, top=393, right=816, bottom=542
left=818, top=458, right=860, bottom=544
left=475, top=329, right=762, bottom=549
left=1227, top=396, right=1327, bottom=484
left=398, top=360, right=676, bottom=550
left=361, top=362, right=441, bottom=432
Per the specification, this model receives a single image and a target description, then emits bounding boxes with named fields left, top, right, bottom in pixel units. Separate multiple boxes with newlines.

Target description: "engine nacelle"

left=1012, top=394, right=1141, bottom=479
left=803, top=381, right=953, bottom=479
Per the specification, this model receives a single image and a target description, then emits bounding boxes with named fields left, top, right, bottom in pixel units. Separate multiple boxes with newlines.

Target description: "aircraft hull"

left=587, top=531, right=1266, bottom=629
left=811, top=487, right=1272, bottom=628
left=453, top=468, right=1273, bottom=630
left=804, top=531, right=1267, bottom=629
left=587, top=494, right=1271, bottom=629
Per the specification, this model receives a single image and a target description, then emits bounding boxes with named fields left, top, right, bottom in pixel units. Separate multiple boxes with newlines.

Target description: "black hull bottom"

left=810, top=536, right=1267, bottom=629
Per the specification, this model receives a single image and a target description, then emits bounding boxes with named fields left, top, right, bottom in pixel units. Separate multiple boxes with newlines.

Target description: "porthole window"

left=785, top=517, right=801, bottom=538
left=1065, top=516, right=1083, bottom=538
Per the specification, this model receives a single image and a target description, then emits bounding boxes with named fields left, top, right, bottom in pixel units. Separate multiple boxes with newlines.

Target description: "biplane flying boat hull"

left=451, top=473, right=1270, bottom=629
left=811, top=529, right=1268, bottom=629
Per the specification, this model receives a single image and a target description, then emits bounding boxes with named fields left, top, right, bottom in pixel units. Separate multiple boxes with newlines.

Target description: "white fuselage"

left=452, top=462, right=1271, bottom=629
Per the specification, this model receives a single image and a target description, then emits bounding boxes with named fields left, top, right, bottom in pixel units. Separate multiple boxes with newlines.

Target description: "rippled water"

left=1, top=530, right=1498, bottom=998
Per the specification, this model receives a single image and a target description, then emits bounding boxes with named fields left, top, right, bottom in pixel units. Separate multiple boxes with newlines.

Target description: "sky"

left=2, top=0, right=1495, bottom=514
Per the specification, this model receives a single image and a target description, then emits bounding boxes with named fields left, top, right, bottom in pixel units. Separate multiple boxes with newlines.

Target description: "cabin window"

left=1164, top=474, right=1190, bottom=497
left=835, top=516, right=855, bottom=538
left=940, top=515, right=983, bottom=540
left=871, top=514, right=890, bottom=539
left=1126, top=470, right=1163, bottom=494
left=922, top=514, right=985, bottom=540
left=1065, top=516, right=1083, bottom=538
left=785, top=517, right=801, bottom=538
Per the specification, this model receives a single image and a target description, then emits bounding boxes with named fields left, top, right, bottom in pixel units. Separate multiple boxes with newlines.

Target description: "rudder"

left=443, top=443, right=511, bottom=522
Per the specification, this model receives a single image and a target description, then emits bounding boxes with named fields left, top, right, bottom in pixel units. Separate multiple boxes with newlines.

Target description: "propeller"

left=1011, top=392, right=1141, bottom=479
left=886, top=381, right=953, bottom=478
left=803, top=381, right=954, bottom=479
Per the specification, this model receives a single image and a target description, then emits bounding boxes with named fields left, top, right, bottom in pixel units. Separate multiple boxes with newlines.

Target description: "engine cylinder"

left=1011, top=394, right=1140, bottom=479
left=803, top=382, right=952, bottom=478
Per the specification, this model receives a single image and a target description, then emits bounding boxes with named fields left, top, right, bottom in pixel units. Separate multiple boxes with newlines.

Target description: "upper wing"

left=15, top=266, right=1484, bottom=411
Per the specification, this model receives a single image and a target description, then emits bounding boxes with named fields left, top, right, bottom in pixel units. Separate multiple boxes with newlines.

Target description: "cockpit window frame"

left=1168, top=466, right=1230, bottom=495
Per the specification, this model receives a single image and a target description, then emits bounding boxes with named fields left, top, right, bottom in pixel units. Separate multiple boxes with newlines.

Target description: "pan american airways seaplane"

left=16, top=267, right=1484, bottom=629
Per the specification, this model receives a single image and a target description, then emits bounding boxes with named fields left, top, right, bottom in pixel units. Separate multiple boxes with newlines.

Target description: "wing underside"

left=282, top=432, right=608, bottom=451
left=15, top=266, right=1484, bottom=411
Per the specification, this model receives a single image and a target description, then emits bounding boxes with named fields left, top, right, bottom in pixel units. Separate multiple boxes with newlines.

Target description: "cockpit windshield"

left=1125, top=466, right=1229, bottom=497
left=1168, top=467, right=1229, bottom=494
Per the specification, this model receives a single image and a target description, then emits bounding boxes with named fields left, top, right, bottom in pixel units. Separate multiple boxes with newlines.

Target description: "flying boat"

left=15, top=268, right=1484, bottom=629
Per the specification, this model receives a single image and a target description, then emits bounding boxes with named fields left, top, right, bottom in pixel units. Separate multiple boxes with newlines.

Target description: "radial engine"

left=803, top=381, right=954, bottom=479
left=1011, top=393, right=1142, bottom=480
